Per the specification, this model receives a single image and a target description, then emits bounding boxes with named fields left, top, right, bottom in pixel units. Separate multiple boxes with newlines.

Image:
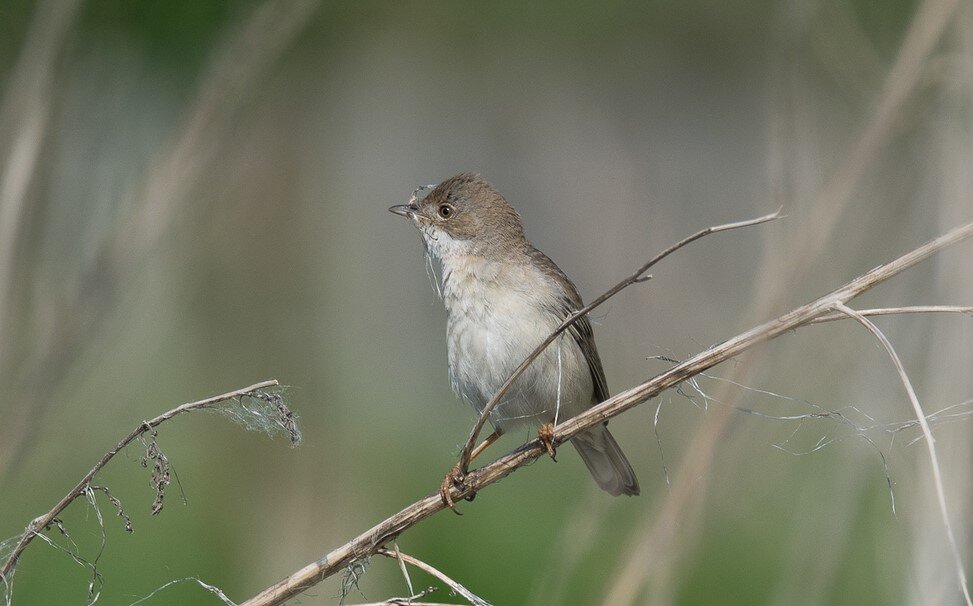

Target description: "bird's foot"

left=439, top=463, right=468, bottom=514
left=538, top=423, right=558, bottom=461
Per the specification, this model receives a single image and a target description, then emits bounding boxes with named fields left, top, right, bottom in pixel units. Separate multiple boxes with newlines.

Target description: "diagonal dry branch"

left=0, top=380, right=280, bottom=582
left=241, top=221, right=973, bottom=606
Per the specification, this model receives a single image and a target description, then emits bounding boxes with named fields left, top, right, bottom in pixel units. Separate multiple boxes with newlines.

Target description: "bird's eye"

left=438, top=204, right=453, bottom=219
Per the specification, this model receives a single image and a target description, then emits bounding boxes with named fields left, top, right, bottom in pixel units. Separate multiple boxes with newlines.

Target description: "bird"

left=389, top=173, right=639, bottom=497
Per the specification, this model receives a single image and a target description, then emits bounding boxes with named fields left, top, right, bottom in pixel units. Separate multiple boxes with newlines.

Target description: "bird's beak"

left=388, top=204, right=417, bottom=218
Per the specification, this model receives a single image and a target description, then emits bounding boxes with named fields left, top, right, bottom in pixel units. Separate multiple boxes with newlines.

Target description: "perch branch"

left=833, top=302, right=971, bottom=605
left=0, top=380, right=279, bottom=580
left=241, top=221, right=973, bottom=606
left=457, top=208, right=784, bottom=473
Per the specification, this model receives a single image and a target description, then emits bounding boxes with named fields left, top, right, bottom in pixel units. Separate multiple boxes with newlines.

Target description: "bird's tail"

left=571, top=424, right=640, bottom=496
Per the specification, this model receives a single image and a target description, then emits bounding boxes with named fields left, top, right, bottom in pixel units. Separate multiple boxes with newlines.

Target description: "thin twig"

left=390, top=541, right=414, bottom=598
left=241, top=221, right=973, bottom=606
left=809, top=305, right=973, bottom=324
left=457, top=208, right=784, bottom=473
left=375, top=549, right=489, bottom=606
left=128, top=576, right=236, bottom=606
left=0, top=380, right=279, bottom=580
left=833, top=302, right=971, bottom=605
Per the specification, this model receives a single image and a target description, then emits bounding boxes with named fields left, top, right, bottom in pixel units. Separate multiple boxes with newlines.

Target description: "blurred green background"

left=1, top=1, right=971, bottom=604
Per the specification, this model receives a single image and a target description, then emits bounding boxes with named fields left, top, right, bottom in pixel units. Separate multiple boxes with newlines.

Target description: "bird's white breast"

left=440, top=252, right=592, bottom=431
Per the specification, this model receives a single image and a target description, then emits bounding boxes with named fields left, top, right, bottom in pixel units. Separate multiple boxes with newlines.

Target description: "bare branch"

left=833, top=303, right=971, bottom=605
left=458, top=208, right=784, bottom=473
left=0, top=380, right=280, bottom=580
left=241, top=221, right=973, bottom=606
left=375, top=548, right=490, bottom=606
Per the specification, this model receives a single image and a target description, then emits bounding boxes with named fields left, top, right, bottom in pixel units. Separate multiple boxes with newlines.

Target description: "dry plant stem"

left=375, top=549, right=489, bottom=606
left=0, top=0, right=320, bottom=483
left=390, top=542, right=413, bottom=597
left=0, top=0, right=83, bottom=362
left=111, top=0, right=320, bottom=258
left=457, top=208, right=783, bottom=474
left=0, top=380, right=278, bottom=580
left=468, top=430, right=502, bottom=463
left=833, top=303, right=971, bottom=605
left=242, top=222, right=973, bottom=606
left=0, top=0, right=84, bottom=478
left=809, top=305, right=973, bottom=323
left=797, top=0, right=961, bottom=271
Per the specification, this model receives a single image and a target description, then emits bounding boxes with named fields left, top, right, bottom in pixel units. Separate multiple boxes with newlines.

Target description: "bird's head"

left=389, top=172, right=526, bottom=260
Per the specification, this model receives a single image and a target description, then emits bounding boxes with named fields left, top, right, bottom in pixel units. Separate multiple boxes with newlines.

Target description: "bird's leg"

left=538, top=423, right=557, bottom=461
left=439, top=430, right=503, bottom=512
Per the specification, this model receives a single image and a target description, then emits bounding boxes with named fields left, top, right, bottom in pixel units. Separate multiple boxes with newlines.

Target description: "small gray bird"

left=390, top=173, right=639, bottom=496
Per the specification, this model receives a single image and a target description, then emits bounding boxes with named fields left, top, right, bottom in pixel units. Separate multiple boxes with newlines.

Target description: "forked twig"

left=457, top=208, right=784, bottom=473
left=375, top=548, right=489, bottom=606
left=0, top=380, right=279, bottom=580
left=240, top=221, right=973, bottom=606
left=833, top=302, right=971, bottom=605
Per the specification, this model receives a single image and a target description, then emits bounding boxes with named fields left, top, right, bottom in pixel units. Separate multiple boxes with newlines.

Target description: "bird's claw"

left=439, top=463, right=467, bottom=514
left=538, top=423, right=557, bottom=461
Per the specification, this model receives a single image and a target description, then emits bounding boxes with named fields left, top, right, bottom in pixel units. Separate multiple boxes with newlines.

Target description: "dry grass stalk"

left=375, top=548, right=489, bottom=606
left=0, top=0, right=320, bottom=483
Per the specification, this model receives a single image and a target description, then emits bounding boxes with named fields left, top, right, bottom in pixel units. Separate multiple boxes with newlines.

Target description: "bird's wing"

left=568, top=308, right=611, bottom=403
left=527, top=248, right=610, bottom=403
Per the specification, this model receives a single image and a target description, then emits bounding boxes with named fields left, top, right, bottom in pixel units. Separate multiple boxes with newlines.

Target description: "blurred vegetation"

left=1, top=1, right=970, bottom=605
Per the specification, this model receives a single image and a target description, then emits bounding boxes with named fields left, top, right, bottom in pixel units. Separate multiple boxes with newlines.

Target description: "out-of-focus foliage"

left=1, top=1, right=970, bottom=604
